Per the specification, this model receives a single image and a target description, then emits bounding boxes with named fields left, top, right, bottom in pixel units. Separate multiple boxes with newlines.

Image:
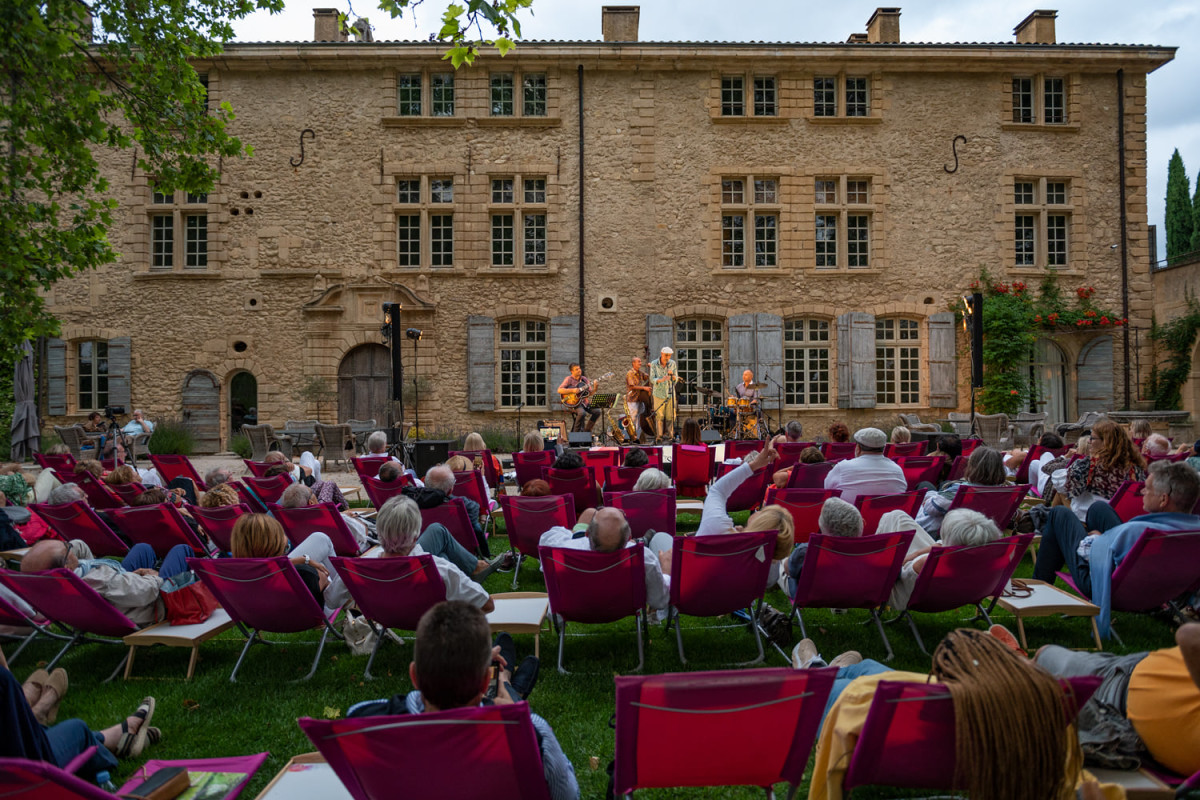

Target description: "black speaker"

left=971, top=291, right=984, bottom=389
left=700, top=429, right=723, bottom=444
left=568, top=432, right=594, bottom=448
left=385, top=303, right=404, bottom=402
left=410, top=439, right=453, bottom=478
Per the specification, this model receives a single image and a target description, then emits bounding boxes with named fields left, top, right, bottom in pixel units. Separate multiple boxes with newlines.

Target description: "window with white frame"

left=721, top=175, right=780, bottom=268
left=396, top=71, right=455, bottom=117
left=814, top=176, right=872, bottom=269
left=395, top=176, right=455, bottom=268
left=149, top=188, right=208, bottom=270
left=876, top=318, right=920, bottom=405
left=77, top=340, right=109, bottom=411
left=498, top=320, right=548, bottom=408
left=490, top=175, right=548, bottom=267
left=675, top=319, right=723, bottom=407
left=813, top=75, right=870, bottom=117
left=1013, top=178, right=1070, bottom=269
left=719, top=74, right=777, bottom=118
left=490, top=72, right=548, bottom=118
left=1011, top=75, right=1067, bottom=125
left=784, top=319, right=831, bottom=406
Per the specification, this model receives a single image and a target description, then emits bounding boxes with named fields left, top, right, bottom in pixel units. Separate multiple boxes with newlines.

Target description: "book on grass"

left=116, top=754, right=269, bottom=800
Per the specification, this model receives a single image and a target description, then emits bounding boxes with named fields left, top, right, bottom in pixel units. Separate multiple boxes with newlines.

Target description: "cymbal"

left=746, top=382, right=767, bottom=390
left=695, top=386, right=720, bottom=397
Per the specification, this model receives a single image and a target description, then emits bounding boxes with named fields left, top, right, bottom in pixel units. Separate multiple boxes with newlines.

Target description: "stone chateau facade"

left=43, top=6, right=1175, bottom=451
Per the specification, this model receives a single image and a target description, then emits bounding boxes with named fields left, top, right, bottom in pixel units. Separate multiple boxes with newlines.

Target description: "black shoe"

left=475, top=552, right=514, bottom=582
left=510, top=655, right=540, bottom=700
left=493, top=632, right=517, bottom=673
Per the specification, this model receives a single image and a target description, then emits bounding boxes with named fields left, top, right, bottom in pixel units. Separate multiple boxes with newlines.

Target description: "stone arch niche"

left=229, top=371, right=258, bottom=437
left=181, top=370, right=220, bottom=453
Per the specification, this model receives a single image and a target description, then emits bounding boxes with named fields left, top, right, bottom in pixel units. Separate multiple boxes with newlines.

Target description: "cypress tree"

left=1191, top=168, right=1200, bottom=254
left=1165, top=149, right=1193, bottom=263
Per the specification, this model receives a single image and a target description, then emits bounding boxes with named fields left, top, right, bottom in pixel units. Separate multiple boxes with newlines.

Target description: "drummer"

left=734, top=370, right=761, bottom=407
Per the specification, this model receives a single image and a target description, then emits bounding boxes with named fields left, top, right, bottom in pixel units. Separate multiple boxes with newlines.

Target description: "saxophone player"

left=625, top=356, right=652, bottom=443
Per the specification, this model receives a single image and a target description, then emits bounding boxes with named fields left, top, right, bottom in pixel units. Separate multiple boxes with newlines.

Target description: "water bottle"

left=96, top=771, right=117, bottom=791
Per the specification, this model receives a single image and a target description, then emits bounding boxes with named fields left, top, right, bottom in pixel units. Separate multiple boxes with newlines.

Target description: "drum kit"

left=696, top=382, right=772, bottom=440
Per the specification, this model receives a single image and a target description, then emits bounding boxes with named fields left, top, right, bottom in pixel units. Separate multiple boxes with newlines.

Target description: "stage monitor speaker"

left=567, top=432, right=594, bottom=448
left=971, top=291, right=984, bottom=388
left=700, top=429, right=723, bottom=444
left=409, top=439, right=454, bottom=478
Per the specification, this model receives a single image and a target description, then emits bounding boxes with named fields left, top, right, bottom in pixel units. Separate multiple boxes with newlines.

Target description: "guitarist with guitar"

left=557, top=363, right=610, bottom=433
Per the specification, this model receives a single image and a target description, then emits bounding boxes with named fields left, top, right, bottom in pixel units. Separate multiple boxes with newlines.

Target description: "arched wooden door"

left=338, top=344, right=390, bottom=422
left=182, top=370, right=220, bottom=453
left=1077, top=336, right=1114, bottom=416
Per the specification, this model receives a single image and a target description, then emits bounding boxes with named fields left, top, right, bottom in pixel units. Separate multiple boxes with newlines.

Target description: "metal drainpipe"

left=1117, top=69, right=1131, bottom=409
left=577, top=64, right=586, bottom=373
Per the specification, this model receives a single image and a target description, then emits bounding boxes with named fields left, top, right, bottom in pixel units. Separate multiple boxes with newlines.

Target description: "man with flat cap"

left=649, top=346, right=678, bottom=444
left=823, top=427, right=906, bottom=503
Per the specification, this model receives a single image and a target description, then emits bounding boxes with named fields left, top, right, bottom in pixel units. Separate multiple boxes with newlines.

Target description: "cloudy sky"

left=233, top=1, right=1200, bottom=260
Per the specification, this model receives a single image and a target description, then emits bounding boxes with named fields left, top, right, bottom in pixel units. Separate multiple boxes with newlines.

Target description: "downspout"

left=577, top=64, right=586, bottom=373
left=1117, top=69, right=1131, bottom=409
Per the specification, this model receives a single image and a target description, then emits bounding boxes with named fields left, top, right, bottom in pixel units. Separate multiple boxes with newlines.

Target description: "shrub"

left=229, top=433, right=252, bottom=459
left=148, top=417, right=195, bottom=456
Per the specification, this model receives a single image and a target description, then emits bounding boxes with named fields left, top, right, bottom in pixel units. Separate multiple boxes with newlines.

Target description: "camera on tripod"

left=104, top=405, right=126, bottom=420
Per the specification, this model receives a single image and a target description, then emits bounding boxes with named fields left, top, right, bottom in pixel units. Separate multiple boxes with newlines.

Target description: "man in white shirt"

left=823, top=427, right=906, bottom=504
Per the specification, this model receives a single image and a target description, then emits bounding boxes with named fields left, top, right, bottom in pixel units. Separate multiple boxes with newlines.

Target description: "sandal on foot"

left=116, top=697, right=157, bottom=759
left=23, top=668, right=48, bottom=709
left=44, top=669, right=68, bottom=725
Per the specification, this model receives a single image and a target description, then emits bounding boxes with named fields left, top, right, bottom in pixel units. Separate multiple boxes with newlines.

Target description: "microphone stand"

left=516, top=400, right=524, bottom=448
left=765, top=372, right=784, bottom=437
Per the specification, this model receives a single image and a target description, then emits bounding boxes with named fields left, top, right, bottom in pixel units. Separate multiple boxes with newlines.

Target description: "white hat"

left=660, top=346, right=674, bottom=355
left=853, top=427, right=887, bottom=450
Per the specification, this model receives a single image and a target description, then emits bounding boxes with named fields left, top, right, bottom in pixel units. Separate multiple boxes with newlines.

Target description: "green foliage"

left=1147, top=298, right=1200, bottom=410
left=148, top=418, right=196, bottom=456
left=229, top=433, right=252, bottom=459
left=298, top=376, right=337, bottom=421
left=373, top=0, right=532, bottom=67
left=475, top=426, right=521, bottom=453
left=1192, top=168, right=1200, bottom=254
left=0, top=350, right=14, bottom=458
left=1166, top=149, right=1195, bottom=264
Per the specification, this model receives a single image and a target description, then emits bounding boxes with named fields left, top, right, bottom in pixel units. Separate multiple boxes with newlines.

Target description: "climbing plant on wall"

left=1146, top=298, right=1200, bottom=411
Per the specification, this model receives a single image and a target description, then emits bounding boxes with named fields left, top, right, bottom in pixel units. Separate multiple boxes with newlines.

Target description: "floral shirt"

left=1064, top=456, right=1145, bottom=501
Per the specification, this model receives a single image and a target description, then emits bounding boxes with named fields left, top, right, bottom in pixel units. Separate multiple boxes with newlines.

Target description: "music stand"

left=588, top=393, right=620, bottom=446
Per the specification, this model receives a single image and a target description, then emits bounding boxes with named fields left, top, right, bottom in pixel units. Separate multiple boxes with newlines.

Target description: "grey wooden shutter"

left=755, top=313, right=783, bottom=388
left=926, top=312, right=958, bottom=408
left=645, top=314, right=673, bottom=363
left=836, top=312, right=876, bottom=409
left=467, top=316, right=496, bottom=411
left=727, top=313, right=756, bottom=391
left=549, top=315, right=580, bottom=409
left=47, top=338, right=67, bottom=415
left=1076, top=336, right=1113, bottom=414
left=107, top=336, right=132, bottom=409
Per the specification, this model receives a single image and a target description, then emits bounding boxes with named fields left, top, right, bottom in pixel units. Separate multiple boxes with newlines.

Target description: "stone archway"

left=338, top=344, right=391, bottom=422
left=229, top=371, right=258, bottom=437
left=1026, top=338, right=1069, bottom=427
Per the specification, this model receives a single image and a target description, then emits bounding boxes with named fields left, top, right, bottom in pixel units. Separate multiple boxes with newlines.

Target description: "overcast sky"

left=233, top=1, right=1200, bottom=261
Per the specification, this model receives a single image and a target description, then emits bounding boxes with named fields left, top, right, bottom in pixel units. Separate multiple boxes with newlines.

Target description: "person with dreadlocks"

left=805, top=628, right=1098, bottom=800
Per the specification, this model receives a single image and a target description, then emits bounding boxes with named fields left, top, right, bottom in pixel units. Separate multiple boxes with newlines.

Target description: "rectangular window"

left=876, top=318, right=920, bottom=405
left=1011, top=76, right=1067, bottom=125
left=753, top=76, right=777, bottom=117
left=815, top=176, right=873, bottom=269
left=490, top=73, right=514, bottom=116
left=813, top=77, right=836, bottom=117
left=431, top=73, right=455, bottom=116
left=847, top=215, right=869, bottom=268
left=721, top=76, right=745, bottom=116
left=1045, top=181, right=1066, bottom=205
left=397, top=179, right=420, bottom=204
left=720, top=175, right=778, bottom=270
left=784, top=319, right=830, bottom=406
left=722, top=215, right=745, bottom=268
left=814, top=180, right=837, bottom=204
left=1043, top=77, right=1065, bottom=124
left=675, top=319, right=723, bottom=407
left=152, top=191, right=172, bottom=204
left=1014, top=215, right=1035, bottom=266
left=754, top=179, right=777, bottom=204
left=151, top=216, right=174, bottom=269
left=431, top=178, right=453, bottom=203
left=1012, top=77, right=1034, bottom=124
left=523, top=178, right=546, bottom=204
left=492, top=214, right=514, bottom=266
left=846, top=180, right=868, bottom=204
left=523, top=73, right=547, bottom=117
left=1013, top=177, right=1072, bottom=269
left=815, top=215, right=837, bottom=268
left=77, top=340, right=109, bottom=411
left=1014, top=181, right=1036, bottom=205
left=186, top=192, right=207, bottom=204
left=489, top=174, right=547, bottom=268
left=754, top=215, right=777, bottom=267
left=148, top=189, right=209, bottom=271
left=845, top=76, right=868, bottom=117
left=397, top=214, right=421, bottom=267
left=397, top=73, right=422, bottom=116
left=722, top=179, right=744, bottom=204
left=523, top=213, right=546, bottom=266
left=1046, top=215, right=1068, bottom=267
left=491, top=178, right=514, bottom=204
left=499, top=320, right=548, bottom=408
left=185, top=215, right=207, bottom=268
left=430, top=214, right=453, bottom=267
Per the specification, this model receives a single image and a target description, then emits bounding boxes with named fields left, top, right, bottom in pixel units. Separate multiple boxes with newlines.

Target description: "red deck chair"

left=580, top=448, right=621, bottom=472
left=539, top=544, right=648, bottom=674
left=603, top=488, right=677, bottom=538
left=945, top=483, right=1029, bottom=530
left=895, top=535, right=1034, bottom=653
left=231, top=481, right=267, bottom=513
left=29, top=500, right=129, bottom=557
left=188, top=555, right=339, bottom=682
left=854, top=490, right=927, bottom=536
left=420, top=497, right=481, bottom=556
left=107, top=482, right=145, bottom=505
left=893, top=456, right=944, bottom=491
left=786, top=461, right=836, bottom=489
left=0, top=589, right=60, bottom=667
left=724, top=439, right=765, bottom=461
left=498, top=494, right=576, bottom=590
left=242, top=459, right=273, bottom=478
left=148, top=454, right=207, bottom=491
left=885, top=441, right=927, bottom=458
left=1108, top=480, right=1146, bottom=523
left=1014, top=444, right=1068, bottom=484
left=790, top=531, right=914, bottom=660
left=0, top=568, right=139, bottom=677
left=715, top=462, right=769, bottom=513
left=108, top=503, right=209, bottom=557
left=602, top=465, right=648, bottom=493
left=351, top=455, right=391, bottom=481
left=624, top=445, right=666, bottom=468
left=762, top=488, right=841, bottom=545
left=74, top=474, right=123, bottom=509
left=1103, top=528, right=1200, bottom=639
left=449, top=449, right=501, bottom=490
left=945, top=455, right=968, bottom=483
left=98, top=457, right=125, bottom=472
left=360, top=474, right=412, bottom=509
left=299, top=702, right=552, bottom=800
left=544, top=467, right=599, bottom=514
left=269, top=502, right=367, bottom=557
left=1146, top=451, right=1188, bottom=463
left=452, top=469, right=495, bottom=534
left=34, top=452, right=76, bottom=471
left=775, top=442, right=818, bottom=471
left=511, top=450, right=554, bottom=488
left=667, top=530, right=777, bottom=665
left=843, top=676, right=1102, bottom=795
left=0, top=759, right=126, bottom=800
left=613, top=667, right=836, bottom=799
left=672, top=444, right=714, bottom=498
left=186, top=502, right=252, bottom=553
left=821, top=442, right=857, bottom=460
left=958, top=438, right=983, bottom=456
left=241, top=474, right=293, bottom=506
left=329, top=555, right=446, bottom=679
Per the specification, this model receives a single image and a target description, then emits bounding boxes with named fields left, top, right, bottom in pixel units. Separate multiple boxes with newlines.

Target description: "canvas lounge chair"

left=0, top=758, right=121, bottom=800
left=360, top=474, right=412, bottom=509
left=108, top=503, right=210, bottom=557
left=785, top=462, right=836, bottom=490
left=450, top=448, right=501, bottom=489
left=420, top=497, right=483, bottom=556
left=821, top=442, right=858, bottom=460
left=603, top=488, right=677, bottom=538
left=269, top=502, right=367, bottom=557
left=854, top=490, right=927, bottom=536
left=762, top=488, right=841, bottom=545
left=498, top=494, right=576, bottom=590
left=186, top=503, right=252, bottom=553
left=30, top=500, right=129, bottom=558
left=351, top=455, right=391, bottom=481
left=543, top=467, right=600, bottom=514
left=945, top=483, right=1029, bottom=530
left=893, top=456, right=944, bottom=491
left=147, top=454, right=208, bottom=491
left=714, top=462, right=770, bottom=513
left=671, top=444, right=714, bottom=498
left=241, top=474, right=293, bottom=506
left=602, top=465, right=648, bottom=493
left=511, top=449, right=554, bottom=488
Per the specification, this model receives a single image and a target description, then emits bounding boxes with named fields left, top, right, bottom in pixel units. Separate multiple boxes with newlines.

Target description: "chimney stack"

left=313, top=8, right=347, bottom=42
left=866, top=8, right=901, bottom=43
left=602, top=6, right=640, bottom=42
left=1014, top=10, right=1057, bottom=44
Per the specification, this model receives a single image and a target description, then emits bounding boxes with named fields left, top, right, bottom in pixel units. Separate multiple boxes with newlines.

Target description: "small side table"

left=993, top=579, right=1103, bottom=651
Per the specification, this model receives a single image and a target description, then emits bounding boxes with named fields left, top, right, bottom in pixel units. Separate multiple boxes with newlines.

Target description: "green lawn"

left=8, top=511, right=1181, bottom=798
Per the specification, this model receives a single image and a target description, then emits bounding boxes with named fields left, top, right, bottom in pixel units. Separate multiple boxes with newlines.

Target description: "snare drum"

left=726, top=397, right=738, bottom=408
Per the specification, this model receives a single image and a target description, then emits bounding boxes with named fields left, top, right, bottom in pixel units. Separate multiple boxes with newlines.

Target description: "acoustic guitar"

left=561, top=371, right=614, bottom=409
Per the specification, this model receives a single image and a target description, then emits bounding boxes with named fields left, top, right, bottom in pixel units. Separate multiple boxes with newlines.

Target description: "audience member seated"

left=205, top=465, right=234, bottom=487
left=365, top=432, right=423, bottom=486
left=890, top=426, right=911, bottom=444
left=1142, top=433, right=1171, bottom=458
left=890, top=508, right=1001, bottom=610
left=346, top=601, right=579, bottom=800
left=370, top=496, right=495, bottom=612
left=230, top=512, right=346, bottom=611
left=1005, top=432, right=1066, bottom=494
left=1036, top=621, right=1200, bottom=775
left=378, top=461, right=405, bottom=483
left=631, top=467, right=670, bottom=492
left=405, top=465, right=488, bottom=555
left=926, top=433, right=963, bottom=485
left=446, top=454, right=496, bottom=511
left=772, top=443, right=825, bottom=489
left=916, top=446, right=1006, bottom=537
left=74, top=459, right=103, bottom=479
left=1186, top=439, right=1200, bottom=472
left=520, top=479, right=552, bottom=497
left=623, top=447, right=649, bottom=468
left=679, top=418, right=703, bottom=446
left=47, top=483, right=86, bottom=506
left=31, top=444, right=72, bottom=502
left=463, top=432, right=502, bottom=476
left=263, top=449, right=322, bottom=484
left=1129, top=418, right=1152, bottom=448
left=264, top=459, right=346, bottom=509
left=823, top=428, right=906, bottom=503
left=1044, top=419, right=1145, bottom=522
left=1032, top=460, right=1200, bottom=636
left=785, top=497, right=862, bottom=596
left=0, top=463, right=32, bottom=507
left=279, top=483, right=370, bottom=550
left=199, top=483, right=239, bottom=508
left=826, top=422, right=850, bottom=444
left=783, top=420, right=804, bottom=442
left=552, top=450, right=585, bottom=472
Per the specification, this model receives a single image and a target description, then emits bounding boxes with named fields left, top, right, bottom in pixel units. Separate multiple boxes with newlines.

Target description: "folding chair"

left=0, top=589, right=60, bottom=666
left=34, top=452, right=76, bottom=471
left=107, top=482, right=145, bottom=505
left=30, top=500, right=129, bottom=557
left=498, top=495, right=576, bottom=590
left=666, top=531, right=777, bottom=665
left=0, top=758, right=119, bottom=800
left=361, top=474, right=412, bottom=509
left=420, top=497, right=482, bottom=556
left=715, top=462, right=769, bottom=513
left=790, top=531, right=914, bottom=660
left=774, top=442, right=818, bottom=471
left=330, top=555, right=446, bottom=679
left=351, top=455, right=391, bottom=481
left=893, top=535, right=1034, bottom=653
left=945, top=483, right=1029, bottom=530
left=613, top=667, right=836, bottom=799
left=0, top=568, right=138, bottom=678
left=945, top=455, right=968, bottom=483
left=724, top=439, right=765, bottom=461
left=242, top=459, right=274, bottom=478
left=762, top=488, right=840, bottom=545
left=450, top=448, right=501, bottom=489
left=511, top=449, right=554, bottom=488
left=539, top=544, right=648, bottom=674
left=854, top=490, right=927, bottom=536
left=580, top=448, right=621, bottom=472
left=1014, top=445, right=1068, bottom=484
left=147, top=454, right=208, bottom=492
left=74, top=474, right=123, bottom=510
left=893, top=456, right=944, bottom=491
left=107, top=503, right=210, bottom=557
left=821, top=442, right=857, bottom=460
left=958, top=438, right=983, bottom=456
left=185, top=503, right=252, bottom=554
left=232, top=481, right=268, bottom=514
left=884, top=441, right=927, bottom=457
left=1108, top=480, right=1146, bottom=523
left=269, top=502, right=367, bottom=557
left=241, top=474, right=293, bottom=506
left=299, top=703, right=552, bottom=800
left=544, top=467, right=600, bottom=514
left=452, top=469, right=496, bottom=534
left=603, top=466, right=648, bottom=493
left=785, top=461, right=835, bottom=489
left=188, top=556, right=340, bottom=682
left=1101, top=527, right=1200, bottom=639
left=624, top=446, right=665, bottom=469
left=672, top=444, right=714, bottom=498
left=603, top=488, right=677, bottom=538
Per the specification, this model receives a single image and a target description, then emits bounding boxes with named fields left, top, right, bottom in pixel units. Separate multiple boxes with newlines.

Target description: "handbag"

left=160, top=570, right=219, bottom=625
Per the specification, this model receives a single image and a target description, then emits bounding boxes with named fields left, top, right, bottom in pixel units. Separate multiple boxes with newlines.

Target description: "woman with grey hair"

left=632, top=467, right=671, bottom=492
left=916, top=446, right=1007, bottom=537
left=890, top=508, right=1001, bottom=609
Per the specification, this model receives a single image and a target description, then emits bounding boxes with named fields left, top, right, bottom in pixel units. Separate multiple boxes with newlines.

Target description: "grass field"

left=6, top=510, right=1181, bottom=798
